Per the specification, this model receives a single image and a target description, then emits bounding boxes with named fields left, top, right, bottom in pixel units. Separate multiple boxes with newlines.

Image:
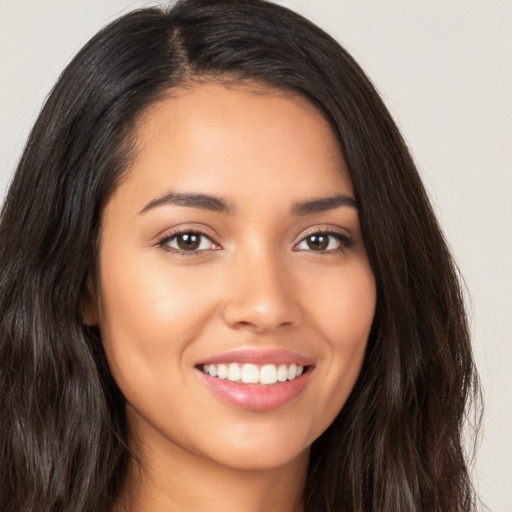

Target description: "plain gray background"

left=1, top=1, right=511, bottom=510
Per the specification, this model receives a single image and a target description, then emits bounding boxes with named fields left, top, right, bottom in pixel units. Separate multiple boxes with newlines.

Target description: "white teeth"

left=277, top=364, right=288, bottom=382
left=202, top=363, right=305, bottom=385
left=260, top=364, right=278, bottom=385
left=241, top=363, right=259, bottom=384
left=227, top=363, right=241, bottom=382
left=217, top=364, right=228, bottom=379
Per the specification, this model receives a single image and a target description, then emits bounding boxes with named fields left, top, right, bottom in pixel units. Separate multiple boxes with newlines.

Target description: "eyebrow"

left=139, top=191, right=358, bottom=215
left=291, top=194, right=359, bottom=215
left=139, top=192, right=233, bottom=214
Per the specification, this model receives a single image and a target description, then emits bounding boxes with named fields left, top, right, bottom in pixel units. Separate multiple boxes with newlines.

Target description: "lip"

left=197, top=348, right=314, bottom=367
left=196, top=368, right=311, bottom=411
left=195, top=348, right=314, bottom=411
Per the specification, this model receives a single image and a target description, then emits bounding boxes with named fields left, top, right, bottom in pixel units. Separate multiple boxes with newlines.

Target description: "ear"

left=81, top=276, right=100, bottom=326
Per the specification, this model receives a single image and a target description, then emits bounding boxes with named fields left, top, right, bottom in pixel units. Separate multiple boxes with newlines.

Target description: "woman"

left=0, top=0, right=480, bottom=511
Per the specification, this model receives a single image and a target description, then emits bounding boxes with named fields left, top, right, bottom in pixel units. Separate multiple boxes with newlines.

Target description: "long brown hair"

left=0, top=1, right=480, bottom=510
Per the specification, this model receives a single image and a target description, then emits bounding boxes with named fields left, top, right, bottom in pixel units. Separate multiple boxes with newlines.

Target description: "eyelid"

left=154, top=225, right=222, bottom=255
left=297, top=224, right=352, bottom=243
left=154, top=223, right=220, bottom=242
left=297, top=225, right=351, bottom=239
left=293, top=225, right=354, bottom=252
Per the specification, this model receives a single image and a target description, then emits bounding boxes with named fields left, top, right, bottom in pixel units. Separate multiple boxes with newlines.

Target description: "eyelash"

left=294, top=228, right=354, bottom=254
left=156, top=227, right=353, bottom=256
left=156, top=230, right=220, bottom=256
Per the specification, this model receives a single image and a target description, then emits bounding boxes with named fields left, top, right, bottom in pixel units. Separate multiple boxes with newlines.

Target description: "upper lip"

left=196, top=348, right=314, bottom=367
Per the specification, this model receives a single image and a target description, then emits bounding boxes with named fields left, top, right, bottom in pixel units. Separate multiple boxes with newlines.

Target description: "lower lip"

left=197, top=369, right=311, bottom=411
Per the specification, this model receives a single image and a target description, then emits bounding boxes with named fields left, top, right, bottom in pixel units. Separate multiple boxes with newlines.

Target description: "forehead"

left=116, top=81, right=353, bottom=210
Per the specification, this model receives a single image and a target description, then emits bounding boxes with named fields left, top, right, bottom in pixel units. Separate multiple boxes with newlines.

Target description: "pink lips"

left=195, top=349, right=313, bottom=411
left=198, top=348, right=313, bottom=367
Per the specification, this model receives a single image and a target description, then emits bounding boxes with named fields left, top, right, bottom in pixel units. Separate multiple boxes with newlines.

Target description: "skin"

left=84, top=82, right=376, bottom=512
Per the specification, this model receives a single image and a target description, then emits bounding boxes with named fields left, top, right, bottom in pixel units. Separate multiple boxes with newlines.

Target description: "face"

left=87, top=83, right=376, bottom=472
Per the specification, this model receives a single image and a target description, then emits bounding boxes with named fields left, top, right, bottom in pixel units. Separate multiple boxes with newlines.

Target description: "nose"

left=221, top=248, right=303, bottom=333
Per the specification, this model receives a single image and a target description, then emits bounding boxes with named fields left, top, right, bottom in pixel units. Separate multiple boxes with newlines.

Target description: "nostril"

left=230, top=319, right=295, bottom=332
left=221, top=288, right=303, bottom=332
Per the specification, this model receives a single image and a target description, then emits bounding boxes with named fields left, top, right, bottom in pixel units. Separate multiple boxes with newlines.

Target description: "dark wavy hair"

left=0, top=1, right=480, bottom=511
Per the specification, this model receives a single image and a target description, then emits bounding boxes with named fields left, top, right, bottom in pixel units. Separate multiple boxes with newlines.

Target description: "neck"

left=114, top=432, right=309, bottom=512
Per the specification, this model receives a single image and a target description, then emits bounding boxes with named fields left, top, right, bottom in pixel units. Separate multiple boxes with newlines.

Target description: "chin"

left=208, top=443, right=310, bottom=472
left=191, top=420, right=314, bottom=472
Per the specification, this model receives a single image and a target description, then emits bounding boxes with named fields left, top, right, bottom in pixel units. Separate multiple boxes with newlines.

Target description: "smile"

left=201, top=362, right=305, bottom=385
left=196, top=349, right=313, bottom=410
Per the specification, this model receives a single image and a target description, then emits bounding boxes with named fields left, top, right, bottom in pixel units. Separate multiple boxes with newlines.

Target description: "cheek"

left=303, top=261, right=376, bottom=425
left=306, top=261, right=376, bottom=347
left=100, top=250, right=212, bottom=334
left=96, top=251, right=218, bottom=395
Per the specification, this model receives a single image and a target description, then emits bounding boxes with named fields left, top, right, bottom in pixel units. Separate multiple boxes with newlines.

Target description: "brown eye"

left=295, top=231, right=352, bottom=253
left=160, top=231, right=218, bottom=253
left=176, top=233, right=201, bottom=251
left=306, top=234, right=329, bottom=251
